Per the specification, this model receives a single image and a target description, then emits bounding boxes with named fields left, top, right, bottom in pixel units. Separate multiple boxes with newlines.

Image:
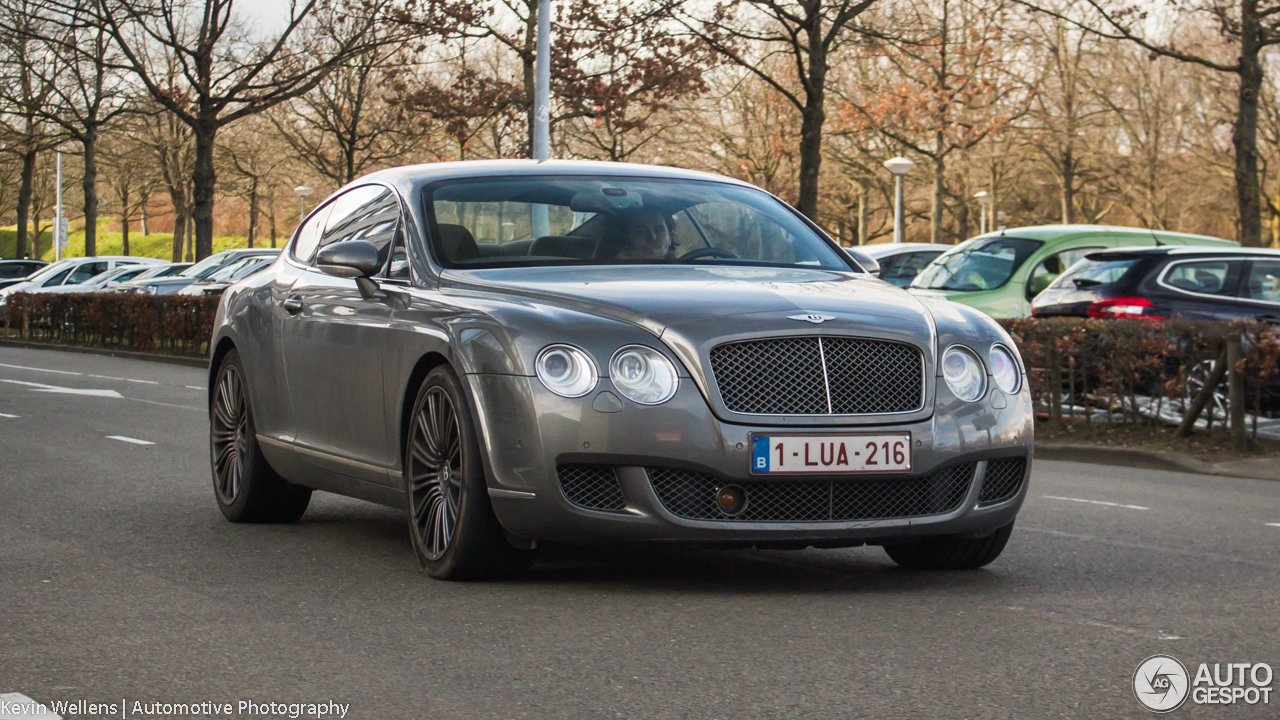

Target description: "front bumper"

left=466, top=373, right=1034, bottom=545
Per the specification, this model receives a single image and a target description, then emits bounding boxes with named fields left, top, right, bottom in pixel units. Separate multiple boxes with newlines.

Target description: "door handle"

left=283, top=296, right=304, bottom=315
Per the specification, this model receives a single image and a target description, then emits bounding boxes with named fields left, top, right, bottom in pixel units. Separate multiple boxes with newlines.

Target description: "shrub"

left=4, top=291, right=219, bottom=357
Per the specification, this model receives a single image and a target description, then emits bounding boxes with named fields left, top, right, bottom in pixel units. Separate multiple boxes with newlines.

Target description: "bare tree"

left=100, top=128, right=154, bottom=255
left=218, top=115, right=289, bottom=247
left=89, top=0, right=407, bottom=259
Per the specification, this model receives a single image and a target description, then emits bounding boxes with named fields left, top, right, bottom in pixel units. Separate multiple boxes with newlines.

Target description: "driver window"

left=67, top=262, right=108, bottom=285
left=1027, top=248, right=1099, bottom=298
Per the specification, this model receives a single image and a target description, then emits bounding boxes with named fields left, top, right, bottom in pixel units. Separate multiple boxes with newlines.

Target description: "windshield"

left=1049, top=255, right=1141, bottom=290
left=426, top=177, right=852, bottom=270
left=911, top=237, right=1043, bottom=291
left=180, top=252, right=233, bottom=278
left=133, top=265, right=177, bottom=280
left=206, top=258, right=254, bottom=282
left=22, top=260, right=76, bottom=284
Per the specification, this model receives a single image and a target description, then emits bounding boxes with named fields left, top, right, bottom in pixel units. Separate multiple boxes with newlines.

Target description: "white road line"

left=186, top=385, right=204, bottom=390
left=1267, top=523, right=1280, bottom=528
left=125, top=378, right=159, bottom=385
left=1043, top=495, right=1149, bottom=511
left=0, top=379, right=123, bottom=398
left=106, top=435, right=155, bottom=445
left=0, top=412, right=18, bottom=418
left=0, top=692, right=62, bottom=719
left=0, top=362, right=81, bottom=376
left=87, top=374, right=126, bottom=381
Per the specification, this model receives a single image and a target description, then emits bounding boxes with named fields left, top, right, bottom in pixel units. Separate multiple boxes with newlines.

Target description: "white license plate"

left=750, top=434, right=912, bottom=474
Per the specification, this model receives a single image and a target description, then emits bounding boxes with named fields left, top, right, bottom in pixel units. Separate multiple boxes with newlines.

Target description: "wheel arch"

left=208, top=334, right=238, bottom=407
left=398, top=351, right=452, bottom=467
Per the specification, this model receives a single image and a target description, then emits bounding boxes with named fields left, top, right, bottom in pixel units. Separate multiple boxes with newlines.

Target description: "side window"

left=1027, top=247, right=1100, bottom=298
left=1163, top=260, right=1243, bottom=297
left=1243, top=260, right=1280, bottom=303
left=67, top=262, right=108, bottom=285
left=319, top=186, right=400, bottom=268
left=0, top=265, right=25, bottom=279
left=291, top=204, right=334, bottom=264
left=42, top=267, right=73, bottom=287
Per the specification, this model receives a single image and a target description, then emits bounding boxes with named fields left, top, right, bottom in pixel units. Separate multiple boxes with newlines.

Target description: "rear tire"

left=883, top=521, right=1013, bottom=570
left=404, top=365, right=534, bottom=580
left=211, top=349, right=312, bottom=523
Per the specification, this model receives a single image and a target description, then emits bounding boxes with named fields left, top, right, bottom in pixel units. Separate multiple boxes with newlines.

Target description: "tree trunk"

left=169, top=192, right=187, bottom=263
left=1060, top=144, right=1075, bottom=224
left=15, top=149, right=37, bottom=260
left=269, top=196, right=278, bottom=248
left=120, top=184, right=131, bottom=256
left=82, top=127, right=99, bottom=256
left=522, top=2, right=537, bottom=158
left=1234, top=16, right=1264, bottom=247
left=857, top=179, right=868, bottom=245
left=141, top=196, right=149, bottom=236
left=796, top=28, right=828, bottom=221
left=246, top=177, right=259, bottom=249
left=191, top=120, right=217, bottom=260
left=930, top=154, right=945, bottom=243
left=186, top=215, right=195, bottom=262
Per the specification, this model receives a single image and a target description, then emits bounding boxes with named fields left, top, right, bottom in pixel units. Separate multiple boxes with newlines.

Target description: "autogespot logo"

left=1134, top=654, right=1190, bottom=713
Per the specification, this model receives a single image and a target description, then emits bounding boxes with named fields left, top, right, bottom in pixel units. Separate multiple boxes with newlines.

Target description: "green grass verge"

left=1, top=219, right=272, bottom=261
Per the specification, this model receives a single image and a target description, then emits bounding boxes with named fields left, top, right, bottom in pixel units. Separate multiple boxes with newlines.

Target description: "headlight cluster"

left=536, top=343, right=679, bottom=405
left=941, top=344, right=1022, bottom=401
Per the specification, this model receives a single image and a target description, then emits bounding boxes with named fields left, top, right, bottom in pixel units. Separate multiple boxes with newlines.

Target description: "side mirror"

left=316, top=240, right=381, bottom=279
left=845, top=248, right=881, bottom=276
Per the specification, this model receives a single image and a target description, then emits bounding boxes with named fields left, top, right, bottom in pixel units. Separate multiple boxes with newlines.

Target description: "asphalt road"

left=1, top=344, right=1277, bottom=719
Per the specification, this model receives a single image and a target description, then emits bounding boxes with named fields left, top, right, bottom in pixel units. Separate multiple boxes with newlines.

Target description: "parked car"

left=120, top=249, right=277, bottom=295
left=0, top=256, right=161, bottom=313
left=208, top=160, right=1033, bottom=580
left=28, top=260, right=165, bottom=294
left=908, top=225, right=1238, bottom=318
left=175, top=255, right=275, bottom=296
left=0, top=259, right=48, bottom=290
left=848, top=243, right=951, bottom=287
left=130, top=262, right=193, bottom=281
left=1031, top=247, right=1280, bottom=321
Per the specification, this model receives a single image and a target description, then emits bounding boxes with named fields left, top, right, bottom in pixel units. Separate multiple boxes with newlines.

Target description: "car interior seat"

left=436, top=223, right=480, bottom=263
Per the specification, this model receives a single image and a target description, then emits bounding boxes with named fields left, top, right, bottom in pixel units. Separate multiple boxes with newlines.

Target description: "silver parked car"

left=208, top=160, right=1033, bottom=580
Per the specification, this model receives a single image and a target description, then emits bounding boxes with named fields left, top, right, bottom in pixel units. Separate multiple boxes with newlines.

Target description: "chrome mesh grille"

left=709, top=336, right=923, bottom=415
left=558, top=465, right=626, bottom=511
left=647, top=463, right=975, bottom=523
left=978, top=457, right=1026, bottom=505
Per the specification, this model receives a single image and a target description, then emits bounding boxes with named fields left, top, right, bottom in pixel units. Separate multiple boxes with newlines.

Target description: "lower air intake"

left=647, top=463, right=976, bottom=523
left=978, top=457, right=1026, bottom=505
left=558, top=465, right=626, bottom=512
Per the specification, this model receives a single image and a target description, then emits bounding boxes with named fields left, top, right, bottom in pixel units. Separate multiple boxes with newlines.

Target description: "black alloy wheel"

left=210, top=349, right=311, bottom=523
left=404, top=365, right=534, bottom=580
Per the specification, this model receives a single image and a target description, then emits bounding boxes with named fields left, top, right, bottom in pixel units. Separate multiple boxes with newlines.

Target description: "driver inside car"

left=604, top=208, right=676, bottom=260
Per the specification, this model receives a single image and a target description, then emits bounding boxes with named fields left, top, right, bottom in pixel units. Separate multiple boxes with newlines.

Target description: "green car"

left=907, top=225, right=1238, bottom=318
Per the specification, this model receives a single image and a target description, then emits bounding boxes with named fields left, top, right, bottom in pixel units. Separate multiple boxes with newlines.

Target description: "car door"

left=282, top=185, right=402, bottom=484
left=1238, top=258, right=1280, bottom=322
left=1157, top=257, right=1248, bottom=320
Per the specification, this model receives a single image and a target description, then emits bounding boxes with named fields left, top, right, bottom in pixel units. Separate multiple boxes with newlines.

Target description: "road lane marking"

left=0, top=379, right=123, bottom=398
left=1022, top=527, right=1280, bottom=571
left=0, top=412, right=17, bottom=418
left=0, top=362, right=81, bottom=376
left=186, top=385, right=204, bottom=390
left=87, top=374, right=126, bottom=380
left=1267, top=523, right=1280, bottom=528
left=107, top=435, right=154, bottom=445
left=1042, top=495, right=1149, bottom=510
left=125, top=378, right=159, bottom=385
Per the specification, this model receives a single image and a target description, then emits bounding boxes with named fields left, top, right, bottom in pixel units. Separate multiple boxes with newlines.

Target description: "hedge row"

left=1001, top=318, right=1280, bottom=430
left=3, top=292, right=220, bottom=357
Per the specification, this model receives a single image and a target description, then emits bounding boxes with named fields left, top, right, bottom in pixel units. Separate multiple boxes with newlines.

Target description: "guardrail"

left=2, top=292, right=219, bottom=358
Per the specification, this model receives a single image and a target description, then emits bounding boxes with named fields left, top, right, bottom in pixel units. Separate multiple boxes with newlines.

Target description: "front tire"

left=211, top=349, right=311, bottom=523
left=883, top=521, right=1014, bottom=570
left=404, top=365, right=534, bottom=580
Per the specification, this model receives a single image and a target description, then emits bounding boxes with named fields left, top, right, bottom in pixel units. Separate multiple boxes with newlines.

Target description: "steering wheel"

left=680, top=247, right=739, bottom=261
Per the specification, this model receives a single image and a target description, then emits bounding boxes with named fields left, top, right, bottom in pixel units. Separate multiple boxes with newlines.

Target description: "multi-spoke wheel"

left=404, top=365, right=535, bottom=580
left=210, top=349, right=311, bottom=523
left=408, top=387, right=463, bottom=561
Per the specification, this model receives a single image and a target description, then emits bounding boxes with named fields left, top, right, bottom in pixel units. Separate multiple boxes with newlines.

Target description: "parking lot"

left=1, top=344, right=1277, bottom=718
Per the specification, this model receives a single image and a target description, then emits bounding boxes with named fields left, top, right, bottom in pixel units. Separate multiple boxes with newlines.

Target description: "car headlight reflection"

left=535, top=344, right=598, bottom=398
left=942, top=345, right=986, bottom=402
left=609, top=345, right=678, bottom=405
left=989, top=344, right=1021, bottom=394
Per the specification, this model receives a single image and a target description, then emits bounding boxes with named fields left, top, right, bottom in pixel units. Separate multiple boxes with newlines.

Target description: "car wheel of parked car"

left=211, top=349, right=312, bottom=523
left=883, top=522, right=1014, bottom=570
left=405, top=365, right=534, bottom=580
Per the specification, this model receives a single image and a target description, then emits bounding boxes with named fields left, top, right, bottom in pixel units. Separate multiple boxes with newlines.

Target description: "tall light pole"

left=883, top=156, right=914, bottom=244
left=974, top=191, right=992, bottom=235
left=294, top=185, right=314, bottom=226
left=531, top=0, right=552, bottom=239
left=55, top=149, right=63, bottom=261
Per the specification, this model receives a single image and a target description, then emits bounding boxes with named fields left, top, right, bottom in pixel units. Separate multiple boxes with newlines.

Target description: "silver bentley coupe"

left=207, top=160, right=1033, bottom=579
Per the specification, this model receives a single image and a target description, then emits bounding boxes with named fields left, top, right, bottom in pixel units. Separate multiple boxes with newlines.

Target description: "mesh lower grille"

left=558, top=465, right=626, bottom=511
left=708, top=336, right=923, bottom=415
left=978, top=457, right=1026, bottom=505
left=647, top=463, right=976, bottom=523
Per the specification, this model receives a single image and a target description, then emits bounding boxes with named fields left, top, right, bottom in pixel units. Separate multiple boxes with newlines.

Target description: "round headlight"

left=609, top=345, right=679, bottom=405
left=989, top=345, right=1021, bottom=394
left=535, top=344, right=598, bottom=398
left=942, top=345, right=986, bottom=402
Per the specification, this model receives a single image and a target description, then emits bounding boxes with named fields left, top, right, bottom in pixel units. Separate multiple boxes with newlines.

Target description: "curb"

left=1037, top=442, right=1280, bottom=482
left=0, top=338, right=208, bottom=368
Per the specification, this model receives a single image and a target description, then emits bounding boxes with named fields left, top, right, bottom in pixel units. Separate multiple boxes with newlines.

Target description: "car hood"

left=444, top=265, right=934, bottom=335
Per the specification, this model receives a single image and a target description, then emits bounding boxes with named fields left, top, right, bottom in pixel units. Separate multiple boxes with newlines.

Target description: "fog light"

left=716, top=485, right=746, bottom=515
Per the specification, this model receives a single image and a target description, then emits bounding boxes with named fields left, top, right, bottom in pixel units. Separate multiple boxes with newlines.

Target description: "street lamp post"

left=55, top=149, right=63, bottom=261
left=294, top=186, right=314, bottom=225
left=883, top=157, right=914, bottom=244
left=974, top=191, right=993, bottom=235
left=530, top=0, right=552, bottom=239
